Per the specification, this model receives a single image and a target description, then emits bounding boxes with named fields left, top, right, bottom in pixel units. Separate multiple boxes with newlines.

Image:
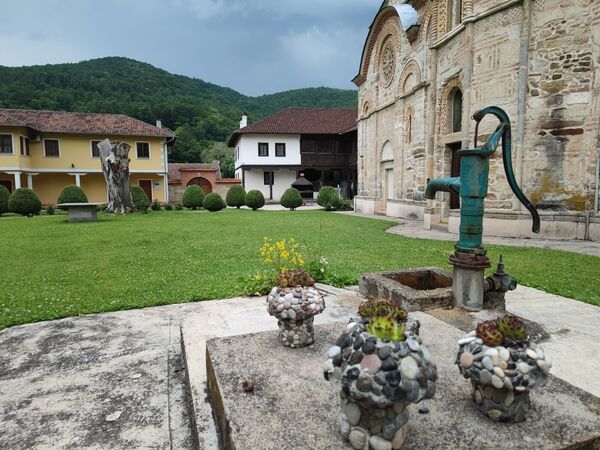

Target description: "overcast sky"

left=0, top=0, right=379, bottom=96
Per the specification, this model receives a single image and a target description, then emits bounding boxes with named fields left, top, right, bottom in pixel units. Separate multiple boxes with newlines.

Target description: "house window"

left=258, top=142, right=269, bottom=157
left=451, top=89, right=463, bottom=133
left=91, top=140, right=101, bottom=158
left=136, top=142, right=150, bottom=159
left=0, top=134, right=13, bottom=154
left=20, top=136, right=30, bottom=156
left=275, top=143, right=286, bottom=157
left=44, top=139, right=60, bottom=157
left=264, top=171, right=274, bottom=185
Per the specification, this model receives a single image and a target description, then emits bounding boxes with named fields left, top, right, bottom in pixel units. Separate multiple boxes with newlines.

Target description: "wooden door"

left=449, top=143, right=462, bottom=209
left=139, top=180, right=153, bottom=201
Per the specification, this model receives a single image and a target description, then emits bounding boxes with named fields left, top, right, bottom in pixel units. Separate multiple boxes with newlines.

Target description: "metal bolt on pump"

left=425, top=106, right=540, bottom=311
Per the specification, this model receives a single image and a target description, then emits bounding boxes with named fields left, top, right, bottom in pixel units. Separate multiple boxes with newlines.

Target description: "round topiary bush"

left=0, top=185, right=9, bottom=216
left=8, top=188, right=42, bottom=217
left=245, top=190, right=265, bottom=211
left=182, top=185, right=205, bottom=210
left=46, top=204, right=55, bottom=215
left=203, top=192, right=226, bottom=212
left=131, top=186, right=150, bottom=212
left=226, top=185, right=246, bottom=208
left=317, top=186, right=343, bottom=211
left=57, top=185, right=88, bottom=209
left=281, top=188, right=303, bottom=211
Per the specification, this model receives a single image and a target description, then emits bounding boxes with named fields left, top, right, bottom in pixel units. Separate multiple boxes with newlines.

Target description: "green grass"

left=1, top=210, right=598, bottom=330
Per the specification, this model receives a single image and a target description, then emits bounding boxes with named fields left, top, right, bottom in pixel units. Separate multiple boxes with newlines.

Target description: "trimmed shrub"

left=131, top=186, right=150, bottom=212
left=8, top=188, right=42, bottom=217
left=0, top=185, right=9, bottom=216
left=46, top=204, right=55, bottom=215
left=164, top=203, right=173, bottom=211
left=174, top=203, right=183, bottom=211
left=203, top=192, right=226, bottom=212
left=57, top=185, right=87, bottom=209
left=182, top=185, right=205, bottom=210
left=245, top=190, right=265, bottom=211
left=151, top=200, right=161, bottom=211
left=317, top=186, right=343, bottom=211
left=280, top=188, right=303, bottom=211
left=226, top=185, right=246, bottom=208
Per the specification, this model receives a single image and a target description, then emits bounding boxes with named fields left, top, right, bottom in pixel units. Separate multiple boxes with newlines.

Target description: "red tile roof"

left=168, top=163, right=219, bottom=182
left=228, top=108, right=357, bottom=146
left=0, top=108, right=175, bottom=138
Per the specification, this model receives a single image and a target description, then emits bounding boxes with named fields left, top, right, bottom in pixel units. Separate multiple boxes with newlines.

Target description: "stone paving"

left=339, top=212, right=600, bottom=257
left=1, top=284, right=599, bottom=449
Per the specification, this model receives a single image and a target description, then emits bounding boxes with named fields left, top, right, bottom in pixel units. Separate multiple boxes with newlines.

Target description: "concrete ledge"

left=205, top=315, right=600, bottom=450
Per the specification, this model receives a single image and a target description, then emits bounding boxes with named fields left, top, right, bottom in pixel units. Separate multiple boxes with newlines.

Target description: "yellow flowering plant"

left=260, top=237, right=305, bottom=274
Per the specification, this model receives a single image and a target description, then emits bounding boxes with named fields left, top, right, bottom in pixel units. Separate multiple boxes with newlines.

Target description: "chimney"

left=156, top=119, right=162, bottom=128
left=239, top=113, right=248, bottom=129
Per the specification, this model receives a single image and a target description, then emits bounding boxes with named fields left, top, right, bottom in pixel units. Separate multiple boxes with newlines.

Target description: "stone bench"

left=57, top=203, right=102, bottom=223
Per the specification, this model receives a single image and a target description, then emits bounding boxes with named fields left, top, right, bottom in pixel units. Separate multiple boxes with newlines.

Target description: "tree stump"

left=98, top=139, right=134, bottom=213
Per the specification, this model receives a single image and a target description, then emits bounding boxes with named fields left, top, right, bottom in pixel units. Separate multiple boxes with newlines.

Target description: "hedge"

left=0, top=185, right=9, bottom=215
left=245, top=190, right=265, bottom=211
left=182, top=185, right=205, bottom=210
left=57, top=185, right=88, bottom=209
left=203, top=192, right=226, bottom=212
left=8, top=188, right=42, bottom=217
left=226, top=185, right=246, bottom=208
left=280, top=188, right=303, bottom=211
left=131, top=186, right=150, bottom=212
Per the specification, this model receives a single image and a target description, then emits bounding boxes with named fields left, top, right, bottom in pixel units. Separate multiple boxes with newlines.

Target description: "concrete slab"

left=0, top=302, right=202, bottom=450
left=506, top=287, right=600, bottom=397
left=206, top=315, right=600, bottom=450
left=180, top=285, right=363, bottom=449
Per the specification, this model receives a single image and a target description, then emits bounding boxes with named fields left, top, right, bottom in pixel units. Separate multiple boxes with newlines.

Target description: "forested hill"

left=0, top=57, right=357, bottom=173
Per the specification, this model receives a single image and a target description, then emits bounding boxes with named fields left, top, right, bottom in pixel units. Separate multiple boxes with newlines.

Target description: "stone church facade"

left=354, top=0, right=600, bottom=241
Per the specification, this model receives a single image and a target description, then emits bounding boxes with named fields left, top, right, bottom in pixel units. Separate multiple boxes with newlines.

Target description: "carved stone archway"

left=438, top=77, right=464, bottom=135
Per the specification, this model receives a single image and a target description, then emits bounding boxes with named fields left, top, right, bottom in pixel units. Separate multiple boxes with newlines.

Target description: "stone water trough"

left=359, top=267, right=453, bottom=311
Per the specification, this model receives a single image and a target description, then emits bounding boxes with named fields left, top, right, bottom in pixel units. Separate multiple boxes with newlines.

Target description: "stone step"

left=203, top=314, right=600, bottom=450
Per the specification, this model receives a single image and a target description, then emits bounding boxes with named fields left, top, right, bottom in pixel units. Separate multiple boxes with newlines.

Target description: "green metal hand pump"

left=425, top=106, right=540, bottom=310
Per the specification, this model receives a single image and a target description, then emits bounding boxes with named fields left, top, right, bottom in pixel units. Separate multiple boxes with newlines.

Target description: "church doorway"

left=448, top=142, right=462, bottom=209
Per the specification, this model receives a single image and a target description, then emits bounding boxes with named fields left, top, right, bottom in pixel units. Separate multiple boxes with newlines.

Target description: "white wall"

left=244, top=168, right=297, bottom=202
left=235, top=134, right=301, bottom=167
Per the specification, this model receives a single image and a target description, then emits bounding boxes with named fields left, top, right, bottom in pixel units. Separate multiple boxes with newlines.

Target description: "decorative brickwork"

left=399, top=60, right=423, bottom=94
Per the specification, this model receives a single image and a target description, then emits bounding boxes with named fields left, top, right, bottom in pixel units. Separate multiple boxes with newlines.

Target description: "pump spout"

left=424, top=177, right=461, bottom=200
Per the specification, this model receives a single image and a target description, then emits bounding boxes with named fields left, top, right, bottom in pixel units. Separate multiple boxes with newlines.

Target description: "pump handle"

left=472, top=106, right=540, bottom=233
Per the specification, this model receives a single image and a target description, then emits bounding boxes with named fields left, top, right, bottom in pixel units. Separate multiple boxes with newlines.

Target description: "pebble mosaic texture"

left=456, top=330, right=551, bottom=422
left=324, top=319, right=437, bottom=450
left=267, top=285, right=325, bottom=348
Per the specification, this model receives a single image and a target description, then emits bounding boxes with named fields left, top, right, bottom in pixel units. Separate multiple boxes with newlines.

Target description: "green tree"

left=57, top=185, right=88, bottom=209
left=182, top=185, right=205, bottom=210
left=0, top=185, right=9, bottom=215
left=225, top=185, right=246, bottom=208
left=281, top=188, right=303, bottom=211
left=131, top=186, right=150, bottom=212
left=8, top=188, right=42, bottom=217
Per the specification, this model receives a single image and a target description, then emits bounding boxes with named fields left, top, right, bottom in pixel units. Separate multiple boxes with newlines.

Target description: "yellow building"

left=0, top=108, right=176, bottom=205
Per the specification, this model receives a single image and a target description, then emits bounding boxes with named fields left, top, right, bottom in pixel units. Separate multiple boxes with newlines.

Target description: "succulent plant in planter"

left=457, top=314, right=551, bottom=422
left=324, top=299, right=437, bottom=450
left=266, top=268, right=325, bottom=348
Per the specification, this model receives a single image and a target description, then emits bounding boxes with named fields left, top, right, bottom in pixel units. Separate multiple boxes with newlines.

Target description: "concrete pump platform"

left=205, top=314, right=600, bottom=450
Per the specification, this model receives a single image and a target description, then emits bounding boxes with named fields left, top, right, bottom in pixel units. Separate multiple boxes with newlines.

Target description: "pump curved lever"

left=472, top=106, right=540, bottom=233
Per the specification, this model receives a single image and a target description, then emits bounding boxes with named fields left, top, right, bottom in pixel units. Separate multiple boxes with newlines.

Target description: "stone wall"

left=354, top=0, right=599, bottom=240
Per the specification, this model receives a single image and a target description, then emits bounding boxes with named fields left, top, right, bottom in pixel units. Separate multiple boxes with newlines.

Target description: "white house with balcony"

left=228, top=108, right=357, bottom=202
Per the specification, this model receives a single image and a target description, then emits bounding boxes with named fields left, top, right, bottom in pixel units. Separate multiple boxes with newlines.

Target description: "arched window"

left=451, top=89, right=463, bottom=133
left=407, top=114, right=413, bottom=143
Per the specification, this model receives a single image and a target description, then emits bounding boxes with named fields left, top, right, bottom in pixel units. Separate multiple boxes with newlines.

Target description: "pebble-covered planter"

left=456, top=318, right=551, bottom=423
left=324, top=319, right=437, bottom=450
left=267, top=285, right=325, bottom=348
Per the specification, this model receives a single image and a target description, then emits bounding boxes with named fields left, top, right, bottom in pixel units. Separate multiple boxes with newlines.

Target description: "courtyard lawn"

left=1, top=209, right=599, bottom=330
